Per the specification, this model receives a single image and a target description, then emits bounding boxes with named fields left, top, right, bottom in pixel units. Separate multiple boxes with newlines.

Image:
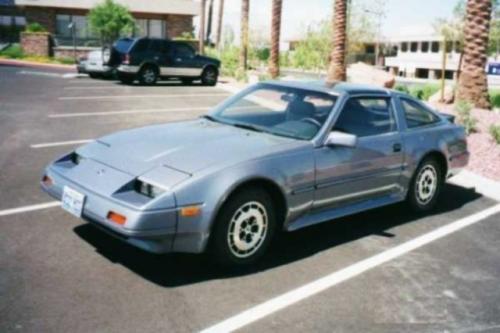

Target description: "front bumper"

left=447, top=150, right=470, bottom=178
left=42, top=168, right=177, bottom=254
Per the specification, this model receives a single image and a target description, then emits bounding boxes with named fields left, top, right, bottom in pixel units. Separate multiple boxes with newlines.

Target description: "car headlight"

left=135, top=179, right=166, bottom=198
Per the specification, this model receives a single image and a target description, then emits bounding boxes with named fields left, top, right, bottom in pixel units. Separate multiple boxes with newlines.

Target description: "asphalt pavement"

left=0, top=64, right=499, bottom=333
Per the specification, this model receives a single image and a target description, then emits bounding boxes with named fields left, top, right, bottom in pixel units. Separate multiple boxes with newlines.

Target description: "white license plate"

left=62, top=186, right=85, bottom=218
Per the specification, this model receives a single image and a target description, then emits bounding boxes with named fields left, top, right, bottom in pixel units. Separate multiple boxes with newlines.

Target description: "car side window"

left=400, top=98, right=439, bottom=128
left=334, top=97, right=396, bottom=137
left=175, top=44, right=195, bottom=59
left=150, top=40, right=163, bottom=53
left=132, top=39, right=150, bottom=53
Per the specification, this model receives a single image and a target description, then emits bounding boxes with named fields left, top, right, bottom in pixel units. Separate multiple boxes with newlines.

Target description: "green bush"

left=88, top=0, right=135, bottom=44
left=0, top=43, right=24, bottom=58
left=455, top=100, right=477, bottom=135
left=490, top=124, right=500, bottom=144
left=25, top=22, right=47, bottom=33
left=394, top=84, right=410, bottom=94
left=489, top=90, right=500, bottom=108
left=408, top=84, right=440, bottom=101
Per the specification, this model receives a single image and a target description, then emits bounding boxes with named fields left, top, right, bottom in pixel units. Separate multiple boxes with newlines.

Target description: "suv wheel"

left=211, top=188, right=276, bottom=266
left=139, top=65, right=158, bottom=85
left=201, top=67, right=218, bottom=86
left=407, top=157, right=443, bottom=212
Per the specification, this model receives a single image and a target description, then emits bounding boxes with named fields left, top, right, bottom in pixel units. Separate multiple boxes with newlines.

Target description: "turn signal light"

left=107, top=211, right=127, bottom=225
left=42, top=175, right=53, bottom=186
left=180, top=205, right=201, bottom=217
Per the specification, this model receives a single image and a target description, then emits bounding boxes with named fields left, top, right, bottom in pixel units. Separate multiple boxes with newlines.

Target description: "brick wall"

left=25, top=7, right=56, bottom=33
left=166, top=14, right=193, bottom=39
left=54, top=46, right=98, bottom=60
left=20, top=32, right=51, bottom=56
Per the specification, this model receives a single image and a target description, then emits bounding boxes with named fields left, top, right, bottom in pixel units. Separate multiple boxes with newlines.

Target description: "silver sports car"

left=41, top=81, right=469, bottom=265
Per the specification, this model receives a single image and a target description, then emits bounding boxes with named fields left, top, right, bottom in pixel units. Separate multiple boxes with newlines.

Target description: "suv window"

left=400, top=98, right=439, bottom=128
left=133, top=39, right=150, bottom=52
left=175, top=44, right=195, bottom=58
left=334, top=97, right=396, bottom=137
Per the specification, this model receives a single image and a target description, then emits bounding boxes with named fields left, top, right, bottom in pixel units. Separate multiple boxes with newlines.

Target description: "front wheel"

left=211, top=188, right=276, bottom=266
left=407, top=157, right=443, bottom=212
left=201, top=67, right=218, bottom=86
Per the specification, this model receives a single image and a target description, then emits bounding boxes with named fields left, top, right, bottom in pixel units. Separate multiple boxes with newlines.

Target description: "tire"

left=201, top=66, right=218, bottom=86
left=407, top=157, right=443, bottom=212
left=211, top=187, right=276, bottom=266
left=138, top=65, right=158, bottom=85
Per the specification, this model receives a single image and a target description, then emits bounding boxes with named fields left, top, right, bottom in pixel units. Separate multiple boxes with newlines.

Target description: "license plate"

left=62, top=186, right=85, bottom=218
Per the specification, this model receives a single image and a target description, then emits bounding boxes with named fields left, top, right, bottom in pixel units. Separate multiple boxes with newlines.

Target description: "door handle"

left=393, top=143, right=402, bottom=152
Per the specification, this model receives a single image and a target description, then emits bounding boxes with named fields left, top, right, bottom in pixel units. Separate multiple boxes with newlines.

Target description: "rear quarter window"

left=400, top=98, right=440, bottom=129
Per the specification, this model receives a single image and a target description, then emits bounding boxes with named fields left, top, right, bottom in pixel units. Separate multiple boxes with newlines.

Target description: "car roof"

left=263, top=80, right=391, bottom=96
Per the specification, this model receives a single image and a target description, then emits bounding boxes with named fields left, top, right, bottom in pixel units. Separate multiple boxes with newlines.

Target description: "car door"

left=313, top=95, right=404, bottom=210
left=170, top=43, right=203, bottom=77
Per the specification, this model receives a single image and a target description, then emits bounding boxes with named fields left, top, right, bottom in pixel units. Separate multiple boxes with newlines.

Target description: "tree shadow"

left=73, top=183, right=484, bottom=288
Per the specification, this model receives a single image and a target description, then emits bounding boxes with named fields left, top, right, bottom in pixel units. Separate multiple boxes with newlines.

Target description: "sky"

left=195, top=0, right=460, bottom=42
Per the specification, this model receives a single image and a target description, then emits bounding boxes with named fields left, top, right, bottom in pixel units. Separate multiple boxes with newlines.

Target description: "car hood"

left=77, top=119, right=296, bottom=176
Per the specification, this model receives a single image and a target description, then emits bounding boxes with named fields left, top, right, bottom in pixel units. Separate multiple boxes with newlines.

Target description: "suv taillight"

left=122, top=54, right=130, bottom=65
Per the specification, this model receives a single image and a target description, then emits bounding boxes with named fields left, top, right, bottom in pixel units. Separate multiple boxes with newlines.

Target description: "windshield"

left=210, top=84, right=338, bottom=140
left=114, top=38, right=135, bottom=53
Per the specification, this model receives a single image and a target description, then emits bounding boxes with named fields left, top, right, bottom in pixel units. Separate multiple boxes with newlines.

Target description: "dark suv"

left=107, top=37, right=221, bottom=86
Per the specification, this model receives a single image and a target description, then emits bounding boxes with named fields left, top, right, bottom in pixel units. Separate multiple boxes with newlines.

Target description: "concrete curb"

left=0, top=58, right=76, bottom=71
left=449, top=170, right=500, bottom=202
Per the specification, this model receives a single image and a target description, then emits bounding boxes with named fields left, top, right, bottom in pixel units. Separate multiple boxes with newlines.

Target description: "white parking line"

left=59, top=93, right=229, bottom=101
left=30, top=139, right=93, bottom=148
left=49, top=107, right=211, bottom=118
left=201, top=203, right=500, bottom=333
left=0, top=201, right=60, bottom=217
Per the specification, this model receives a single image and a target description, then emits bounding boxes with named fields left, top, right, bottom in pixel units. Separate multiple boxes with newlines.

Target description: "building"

left=384, top=26, right=460, bottom=80
left=0, top=0, right=198, bottom=47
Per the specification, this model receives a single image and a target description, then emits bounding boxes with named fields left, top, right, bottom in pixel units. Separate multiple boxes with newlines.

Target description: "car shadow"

left=73, top=183, right=483, bottom=288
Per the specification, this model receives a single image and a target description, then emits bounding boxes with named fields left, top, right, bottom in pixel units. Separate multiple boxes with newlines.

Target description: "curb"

left=449, top=170, right=500, bottom=202
left=0, top=58, right=76, bottom=71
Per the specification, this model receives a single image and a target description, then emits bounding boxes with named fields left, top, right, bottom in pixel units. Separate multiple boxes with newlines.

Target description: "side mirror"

left=325, top=131, right=357, bottom=148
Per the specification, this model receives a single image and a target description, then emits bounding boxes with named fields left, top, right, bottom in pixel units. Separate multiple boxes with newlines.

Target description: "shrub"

left=455, top=100, right=477, bottom=135
left=0, top=43, right=24, bottom=58
left=408, top=84, right=439, bottom=101
left=394, top=84, right=410, bottom=94
left=88, top=0, right=135, bottom=44
left=25, top=22, right=47, bottom=33
left=489, top=90, right=500, bottom=109
left=489, top=124, right=500, bottom=144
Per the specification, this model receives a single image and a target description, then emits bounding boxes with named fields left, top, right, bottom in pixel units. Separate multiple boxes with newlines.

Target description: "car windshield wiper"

left=201, top=114, right=221, bottom=123
left=230, top=122, right=265, bottom=133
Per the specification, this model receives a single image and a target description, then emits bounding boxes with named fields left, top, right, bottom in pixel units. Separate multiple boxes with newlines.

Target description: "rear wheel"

left=407, top=157, right=443, bottom=212
left=138, top=65, right=158, bottom=85
left=201, top=67, right=218, bottom=86
left=211, top=188, right=276, bottom=266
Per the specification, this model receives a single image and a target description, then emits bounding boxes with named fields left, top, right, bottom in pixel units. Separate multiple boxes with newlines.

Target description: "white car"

left=81, top=49, right=114, bottom=78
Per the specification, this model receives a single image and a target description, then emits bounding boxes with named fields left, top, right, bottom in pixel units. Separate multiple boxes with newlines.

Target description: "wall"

left=20, top=32, right=51, bottom=56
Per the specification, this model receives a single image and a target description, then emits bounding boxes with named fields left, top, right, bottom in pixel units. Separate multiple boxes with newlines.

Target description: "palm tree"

left=240, top=0, right=250, bottom=70
left=199, top=0, right=206, bottom=54
left=269, top=0, right=283, bottom=78
left=457, top=0, right=492, bottom=109
left=216, top=0, right=225, bottom=48
left=326, top=0, right=348, bottom=83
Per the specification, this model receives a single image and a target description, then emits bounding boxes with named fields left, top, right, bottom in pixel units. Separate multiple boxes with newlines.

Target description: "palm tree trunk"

left=240, top=0, right=250, bottom=70
left=199, top=0, right=206, bottom=54
left=216, top=0, right=225, bottom=48
left=269, top=0, right=283, bottom=78
left=206, top=0, right=214, bottom=44
left=456, top=0, right=492, bottom=109
left=326, top=0, right=348, bottom=83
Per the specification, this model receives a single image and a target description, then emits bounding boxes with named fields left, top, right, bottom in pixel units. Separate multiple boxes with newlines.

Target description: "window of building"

left=400, top=98, right=439, bottom=128
left=410, top=42, right=418, bottom=52
left=149, top=19, right=164, bottom=38
left=401, top=42, right=408, bottom=52
left=56, top=14, right=71, bottom=37
left=0, top=16, right=11, bottom=26
left=334, top=97, right=396, bottom=137
left=134, top=18, right=166, bottom=38
left=455, top=41, right=462, bottom=53
left=431, top=41, right=440, bottom=52
left=135, top=19, right=148, bottom=37
left=421, top=41, right=429, bottom=52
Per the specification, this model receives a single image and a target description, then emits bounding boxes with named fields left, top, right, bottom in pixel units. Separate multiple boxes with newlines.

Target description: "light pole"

left=68, top=22, right=77, bottom=63
left=364, top=7, right=385, bottom=67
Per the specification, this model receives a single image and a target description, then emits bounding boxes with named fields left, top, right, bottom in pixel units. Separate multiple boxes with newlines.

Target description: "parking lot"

left=1, top=64, right=500, bottom=333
